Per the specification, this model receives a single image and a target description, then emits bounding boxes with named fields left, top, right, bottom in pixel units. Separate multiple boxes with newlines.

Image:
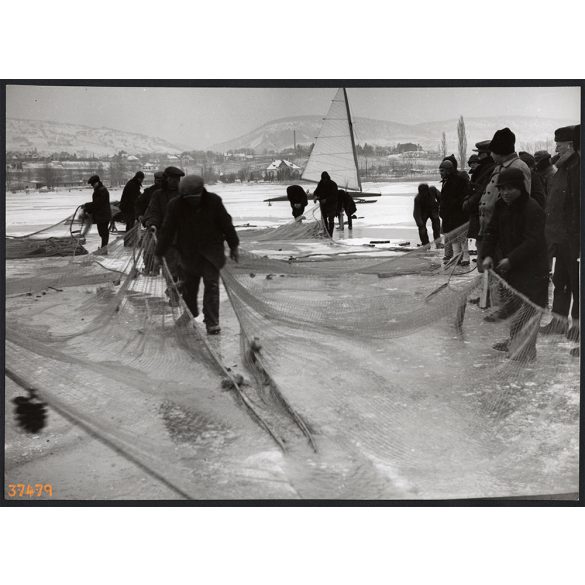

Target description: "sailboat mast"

left=343, top=87, right=362, bottom=193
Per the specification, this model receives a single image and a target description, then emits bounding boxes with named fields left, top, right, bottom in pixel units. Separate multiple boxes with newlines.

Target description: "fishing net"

left=5, top=212, right=579, bottom=499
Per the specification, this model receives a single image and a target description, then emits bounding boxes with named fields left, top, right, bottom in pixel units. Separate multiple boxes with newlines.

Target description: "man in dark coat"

left=136, top=171, right=163, bottom=222
left=462, top=140, right=496, bottom=243
left=286, top=184, right=308, bottom=219
left=413, top=183, right=440, bottom=245
left=83, top=175, right=112, bottom=252
left=518, top=152, right=546, bottom=209
left=534, top=150, right=556, bottom=202
left=438, top=159, right=470, bottom=264
left=540, top=125, right=579, bottom=338
left=313, top=171, right=338, bottom=236
left=119, top=171, right=144, bottom=245
left=155, top=175, right=239, bottom=335
left=482, top=168, right=549, bottom=362
left=337, top=189, right=358, bottom=230
left=143, top=166, right=185, bottom=292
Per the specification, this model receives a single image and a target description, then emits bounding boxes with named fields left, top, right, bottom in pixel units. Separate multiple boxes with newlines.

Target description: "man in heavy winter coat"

left=286, top=184, right=308, bottom=219
left=534, top=150, right=556, bottom=202
left=83, top=174, right=112, bottom=252
left=143, top=166, right=185, bottom=284
left=540, top=125, right=580, bottom=340
left=438, top=159, right=470, bottom=264
left=313, top=171, right=339, bottom=236
left=518, top=152, right=546, bottom=209
left=482, top=168, right=549, bottom=362
left=155, top=175, right=239, bottom=335
left=413, top=183, right=441, bottom=245
left=463, top=140, right=495, bottom=242
left=137, top=171, right=163, bottom=222
left=120, top=171, right=144, bottom=246
left=337, top=189, right=358, bottom=230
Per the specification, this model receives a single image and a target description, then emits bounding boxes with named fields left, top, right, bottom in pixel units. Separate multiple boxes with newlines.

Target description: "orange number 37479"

left=6, top=483, right=53, bottom=497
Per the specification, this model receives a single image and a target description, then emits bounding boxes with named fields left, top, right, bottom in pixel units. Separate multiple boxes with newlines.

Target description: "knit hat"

left=443, top=154, right=458, bottom=169
left=153, top=171, right=164, bottom=179
left=554, top=125, right=575, bottom=142
left=439, top=160, right=454, bottom=171
left=573, top=124, right=580, bottom=151
left=134, top=171, right=145, bottom=180
left=179, top=175, right=204, bottom=195
left=496, top=167, right=526, bottom=192
left=488, top=128, right=516, bottom=155
left=87, top=175, right=100, bottom=185
left=473, top=140, right=491, bottom=153
left=321, top=171, right=331, bottom=180
left=467, top=154, right=480, bottom=165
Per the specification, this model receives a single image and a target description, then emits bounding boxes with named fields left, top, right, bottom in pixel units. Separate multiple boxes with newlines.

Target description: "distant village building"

left=265, top=159, right=301, bottom=180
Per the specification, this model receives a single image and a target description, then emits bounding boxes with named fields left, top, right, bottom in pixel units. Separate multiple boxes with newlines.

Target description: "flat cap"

left=163, top=166, right=185, bottom=177
left=473, top=140, right=492, bottom=153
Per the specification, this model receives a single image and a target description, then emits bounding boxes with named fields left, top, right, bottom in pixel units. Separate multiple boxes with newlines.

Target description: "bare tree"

left=457, top=116, right=467, bottom=170
left=441, top=132, right=447, bottom=159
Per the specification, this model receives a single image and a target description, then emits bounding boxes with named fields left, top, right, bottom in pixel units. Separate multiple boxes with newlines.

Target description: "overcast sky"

left=6, top=85, right=580, bottom=150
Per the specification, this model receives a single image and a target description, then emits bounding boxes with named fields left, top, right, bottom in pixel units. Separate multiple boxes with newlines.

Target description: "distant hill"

left=6, top=118, right=187, bottom=156
left=209, top=115, right=579, bottom=153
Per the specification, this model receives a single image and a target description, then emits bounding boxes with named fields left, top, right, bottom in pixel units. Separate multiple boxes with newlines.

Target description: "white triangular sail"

left=301, top=88, right=362, bottom=192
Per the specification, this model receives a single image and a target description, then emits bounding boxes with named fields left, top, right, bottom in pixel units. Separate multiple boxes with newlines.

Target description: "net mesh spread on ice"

left=5, top=212, right=579, bottom=499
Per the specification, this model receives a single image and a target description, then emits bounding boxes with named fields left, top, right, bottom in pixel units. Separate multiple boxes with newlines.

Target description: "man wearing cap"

left=438, top=159, right=470, bottom=265
left=463, top=140, right=495, bottom=245
left=144, top=166, right=185, bottom=299
left=155, top=175, right=240, bottom=335
left=482, top=167, right=548, bottom=362
left=540, top=125, right=580, bottom=339
left=467, top=154, right=480, bottom=174
left=82, top=175, right=112, bottom=253
left=477, top=128, right=531, bottom=265
left=533, top=150, right=556, bottom=201
left=120, top=171, right=144, bottom=246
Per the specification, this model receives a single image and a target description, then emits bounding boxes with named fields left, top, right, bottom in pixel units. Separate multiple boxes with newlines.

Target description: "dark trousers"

left=551, top=243, right=580, bottom=319
left=124, top=217, right=136, bottom=246
left=96, top=222, right=109, bottom=248
left=417, top=214, right=441, bottom=245
left=323, top=214, right=335, bottom=236
left=182, top=257, right=220, bottom=328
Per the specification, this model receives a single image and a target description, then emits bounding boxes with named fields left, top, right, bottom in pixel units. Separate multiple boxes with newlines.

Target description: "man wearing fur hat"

left=477, top=128, right=531, bottom=266
left=482, top=168, right=548, bottom=362
left=155, top=175, right=240, bottom=335
left=540, top=125, right=579, bottom=340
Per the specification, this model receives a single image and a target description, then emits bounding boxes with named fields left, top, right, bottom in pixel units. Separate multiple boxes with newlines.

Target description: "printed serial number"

left=6, top=483, right=53, bottom=497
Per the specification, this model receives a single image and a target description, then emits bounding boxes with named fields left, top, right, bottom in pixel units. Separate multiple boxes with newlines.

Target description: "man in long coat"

left=155, top=175, right=239, bottom=335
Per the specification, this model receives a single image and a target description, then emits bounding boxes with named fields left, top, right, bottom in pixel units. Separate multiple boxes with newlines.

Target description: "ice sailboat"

left=264, top=87, right=380, bottom=203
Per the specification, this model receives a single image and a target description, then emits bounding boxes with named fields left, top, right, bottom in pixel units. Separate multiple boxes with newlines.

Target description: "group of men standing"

left=413, top=123, right=581, bottom=360
left=83, top=167, right=239, bottom=335
left=287, top=171, right=357, bottom=236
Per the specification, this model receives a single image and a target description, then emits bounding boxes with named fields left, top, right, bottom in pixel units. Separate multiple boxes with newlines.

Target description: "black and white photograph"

left=3, top=82, right=581, bottom=501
